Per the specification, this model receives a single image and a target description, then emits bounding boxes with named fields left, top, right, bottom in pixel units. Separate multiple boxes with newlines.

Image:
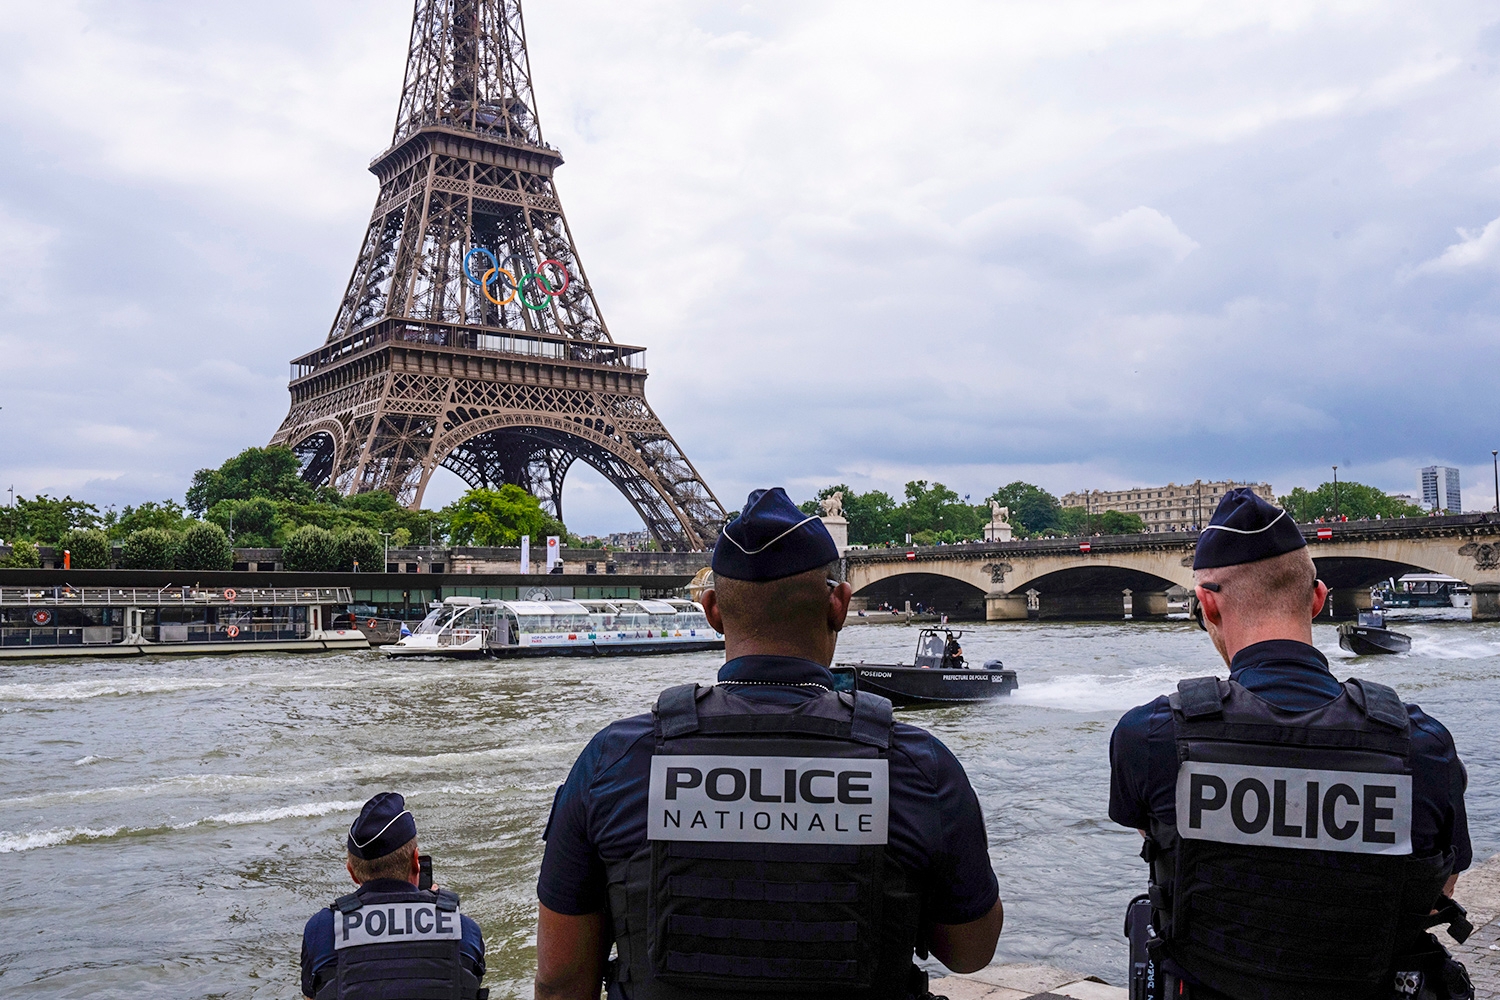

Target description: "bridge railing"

left=843, top=513, right=1500, bottom=564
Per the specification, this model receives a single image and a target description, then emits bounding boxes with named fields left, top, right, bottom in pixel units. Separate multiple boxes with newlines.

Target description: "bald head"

left=1194, top=547, right=1326, bottom=664
left=701, top=562, right=851, bottom=665
left=1196, top=547, right=1317, bottom=618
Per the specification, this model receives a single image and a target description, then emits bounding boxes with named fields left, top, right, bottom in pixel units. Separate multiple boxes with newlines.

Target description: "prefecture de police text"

left=648, top=755, right=890, bottom=845
left=1175, top=761, right=1413, bottom=855
left=335, top=903, right=462, bottom=950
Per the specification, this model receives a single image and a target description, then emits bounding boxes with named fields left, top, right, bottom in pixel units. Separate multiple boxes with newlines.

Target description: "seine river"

left=3, top=614, right=1497, bottom=998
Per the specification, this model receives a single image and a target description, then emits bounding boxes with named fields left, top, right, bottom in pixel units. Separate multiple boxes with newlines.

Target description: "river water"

left=3, top=614, right=1497, bottom=998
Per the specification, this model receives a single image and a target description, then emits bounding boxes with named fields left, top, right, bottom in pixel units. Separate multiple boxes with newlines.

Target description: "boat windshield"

left=414, top=607, right=450, bottom=634
left=1358, top=611, right=1385, bottom=628
left=914, top=632, right=946, bottom=668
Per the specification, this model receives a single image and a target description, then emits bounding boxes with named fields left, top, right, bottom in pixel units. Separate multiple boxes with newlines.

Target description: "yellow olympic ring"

left=481, top=267, right=517, bottom=306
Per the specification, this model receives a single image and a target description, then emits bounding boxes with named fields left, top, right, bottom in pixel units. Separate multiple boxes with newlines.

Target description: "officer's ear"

left=1196, top=583, right=1223, bottom=630
left=347, top=857, right=361, bottom=886
left=1310, top=579, right=1329, bottom=620
left=827, top=581, right=852, bottom=632
left=701, top=589, right=724, bottom=634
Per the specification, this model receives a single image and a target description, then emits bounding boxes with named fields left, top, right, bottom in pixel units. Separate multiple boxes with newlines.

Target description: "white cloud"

left=3, top=0, right=1500, bottom=530
left=1414, top=215, right=1500, bottom=273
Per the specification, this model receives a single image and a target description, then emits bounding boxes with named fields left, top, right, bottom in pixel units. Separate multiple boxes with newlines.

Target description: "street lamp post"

left=1332, top=466, right=1339, bottom=520
left=1492, top=450, right=1498, bottom=514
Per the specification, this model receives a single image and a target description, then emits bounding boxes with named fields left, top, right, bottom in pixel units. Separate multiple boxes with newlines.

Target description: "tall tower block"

left=271, top=0, right=725, bottom=549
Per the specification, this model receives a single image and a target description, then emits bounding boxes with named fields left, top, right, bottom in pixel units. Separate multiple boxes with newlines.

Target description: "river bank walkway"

left=930, top=851, right=1500, bottom=1000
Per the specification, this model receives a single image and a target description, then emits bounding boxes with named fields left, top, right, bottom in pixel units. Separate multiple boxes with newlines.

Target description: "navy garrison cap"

left=347, top=792, right=417, bottom=860
left=1193, top=488, right=1307, bottom=570
left=712, top=488, right=839, bottom=582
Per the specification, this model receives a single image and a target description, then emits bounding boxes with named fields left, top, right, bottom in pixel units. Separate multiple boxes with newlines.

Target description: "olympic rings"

left=481, top=267, right=517, bottom=306
left=463, top=247, right=571, bottom=311
left=463, top=247, right=499, bottom=286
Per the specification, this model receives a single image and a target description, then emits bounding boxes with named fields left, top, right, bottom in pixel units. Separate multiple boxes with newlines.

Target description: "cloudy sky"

left=2, top=0, right=1499, bottom=533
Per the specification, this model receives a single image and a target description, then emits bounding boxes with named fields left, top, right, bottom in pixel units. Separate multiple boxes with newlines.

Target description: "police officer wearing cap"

left=534, top=488, right=1004, bottom=1000
left=1110, top=489, right=1473, bottom=1000
left=300, top=792, right=488, bottom=1000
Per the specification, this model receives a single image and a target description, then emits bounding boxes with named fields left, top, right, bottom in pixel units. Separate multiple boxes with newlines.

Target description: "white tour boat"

left=381, top=596, right=724, bottom=658
left=0, top=585, right=368, bottom=659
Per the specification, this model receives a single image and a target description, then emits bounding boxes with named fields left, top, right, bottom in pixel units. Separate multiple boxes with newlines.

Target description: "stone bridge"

left=843, top=514, right=1500, bottom=620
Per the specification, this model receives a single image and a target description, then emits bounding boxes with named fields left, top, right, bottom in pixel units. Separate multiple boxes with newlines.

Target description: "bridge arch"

left=851, top=572, right=989, bottom=619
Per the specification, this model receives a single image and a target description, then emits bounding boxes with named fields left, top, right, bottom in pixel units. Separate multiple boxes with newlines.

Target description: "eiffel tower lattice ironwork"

left=271, top=0, right=725, bottom=549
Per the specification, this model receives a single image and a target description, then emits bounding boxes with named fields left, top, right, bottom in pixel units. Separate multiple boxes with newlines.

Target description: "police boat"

left=1336, top=609, right=1411, bottom=656
left=381, top=596, right=724, bottom=658
left=831, top=628, right=1018, bottom=707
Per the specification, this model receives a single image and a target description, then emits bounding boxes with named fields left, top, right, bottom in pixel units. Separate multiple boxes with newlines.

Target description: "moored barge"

left=0, top=585, right=368, bottom=659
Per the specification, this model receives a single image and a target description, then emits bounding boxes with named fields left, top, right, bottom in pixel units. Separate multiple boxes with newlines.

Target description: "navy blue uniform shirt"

left=300, top=879, right=486, bottom=998
left=1108, top=639, right=1471, bottom=869
left=538, top=655, right=1000, bottom=925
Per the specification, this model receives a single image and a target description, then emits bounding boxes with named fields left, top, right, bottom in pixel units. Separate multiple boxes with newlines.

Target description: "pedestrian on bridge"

left=533, top=487, right=1003, bottom=1000
left=1109, top=488, right=1473, bottom=999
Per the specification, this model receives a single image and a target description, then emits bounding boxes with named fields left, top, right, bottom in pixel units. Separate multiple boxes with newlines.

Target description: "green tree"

left=282, top=525, right=339, bottom=571
left=896, top=481, right=986, bottom=541
left=336, top=527, right=385, bottom=572
left=120, top=528, right=179, bottom=570
left=443, top=485, right=563, bottom=547
left=799, top=485, right=902, bottom=545
left=176, top=521, right=233, bottom=570
left=5, top=539, right=40, bottom=568
left=1278, top=482, right=1426, bottom=521
left=390, top=527, right=412, bottom=548
left=1054, top=506, right=1146, bottom=535
left=986, top=482, right=1062, bottom=536
left=58, top=528, right=112, bottom=568
left=206, top=496, right=281, bottom=547
left=0, top=495, right=101, bottom=544
left=110, top=500, right=191, bottom=540
left=185, top=445, right=312, bottom=515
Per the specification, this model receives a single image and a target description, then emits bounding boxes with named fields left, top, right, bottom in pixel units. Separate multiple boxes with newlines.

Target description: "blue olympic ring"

left=463, top=248, right=570, bottom=312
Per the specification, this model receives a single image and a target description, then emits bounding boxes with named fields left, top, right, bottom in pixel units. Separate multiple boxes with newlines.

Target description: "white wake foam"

left=0, top=798, right=366, bottom=854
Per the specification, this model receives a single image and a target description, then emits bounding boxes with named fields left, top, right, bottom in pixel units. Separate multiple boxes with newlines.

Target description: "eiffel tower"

left=271, top=0, right=725, bottom=549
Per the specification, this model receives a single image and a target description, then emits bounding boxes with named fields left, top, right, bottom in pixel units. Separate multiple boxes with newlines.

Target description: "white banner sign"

left=649, top=755, right=888, bottom=845
left=1176, top=761, right=1412, bottom=855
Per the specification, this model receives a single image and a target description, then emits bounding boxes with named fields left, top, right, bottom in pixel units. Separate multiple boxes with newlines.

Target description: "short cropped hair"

left=712, top=561, right=840, bottom=641
left=348, top=836, right=417, bottom=883
left=1197, top=547, right=1317, bottom=619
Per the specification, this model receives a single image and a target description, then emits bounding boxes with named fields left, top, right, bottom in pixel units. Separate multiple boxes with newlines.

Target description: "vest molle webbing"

left=1150, top=676, right=1452, bottom=1000
left=318, top=886, right=484, bottom=1000
left=605, top=683, right=926, bottom=1000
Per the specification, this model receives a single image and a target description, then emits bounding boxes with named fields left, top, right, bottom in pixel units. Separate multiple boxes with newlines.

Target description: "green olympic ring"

left=463, top=248, right=570, bottom=311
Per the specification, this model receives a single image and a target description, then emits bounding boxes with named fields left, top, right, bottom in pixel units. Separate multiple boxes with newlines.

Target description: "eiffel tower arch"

left=271, top=0, right=725, bottom=549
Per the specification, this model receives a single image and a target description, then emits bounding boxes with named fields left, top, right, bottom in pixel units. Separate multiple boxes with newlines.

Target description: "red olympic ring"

left=537, top=259, right=569, bottom=296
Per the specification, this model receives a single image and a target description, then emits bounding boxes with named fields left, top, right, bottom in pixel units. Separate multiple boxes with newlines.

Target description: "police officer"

left=300, top=792, right=487, bottom=999
left=1109, top=489, right=1473, bottom=1000
left=535, top=488, right=1003, bottom=1000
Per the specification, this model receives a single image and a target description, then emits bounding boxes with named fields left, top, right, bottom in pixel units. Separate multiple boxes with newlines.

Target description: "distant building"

left=1059, top=480, right=1277, bottom=533
left=1386, top=493, right=1421, bottom=509
left=607, top=529, right=652, bottom=551
left=1420, top=466, right=1461, bottom=513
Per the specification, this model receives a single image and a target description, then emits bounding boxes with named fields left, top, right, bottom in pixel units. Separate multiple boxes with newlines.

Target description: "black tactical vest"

left=1145, top=676, right=1452, bottom=1000
left=315, top=885, right=485, bottom=1000
left=604, top=683, right=926, bottom=1000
